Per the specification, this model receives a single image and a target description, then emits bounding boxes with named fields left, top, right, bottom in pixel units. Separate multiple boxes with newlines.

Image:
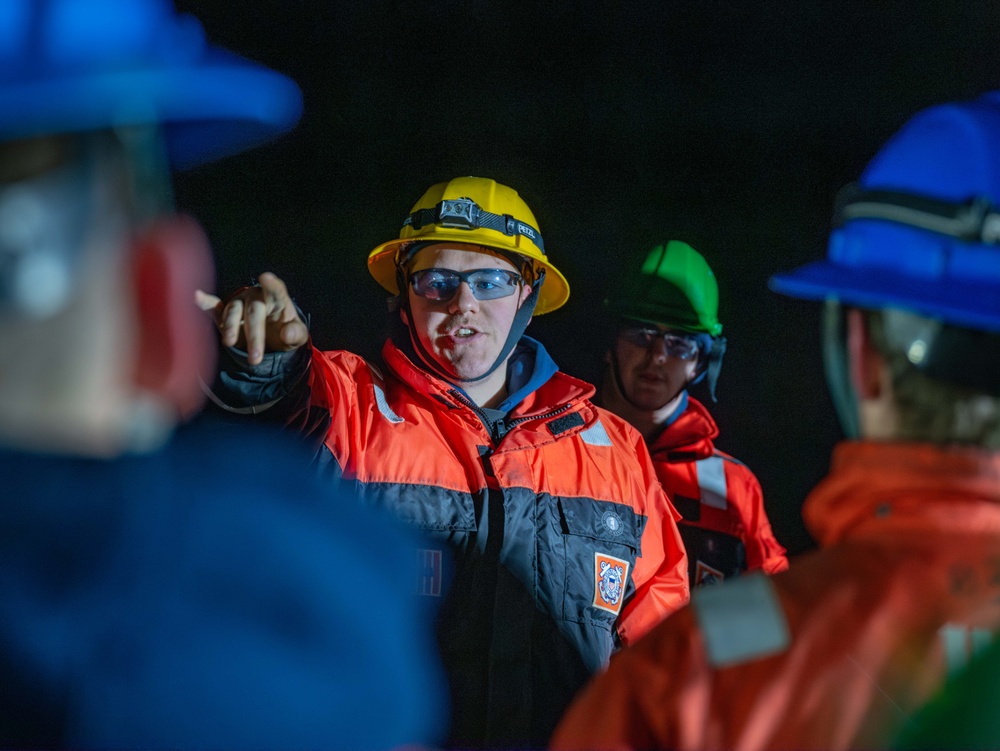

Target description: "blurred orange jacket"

left=551, top=441, right=1000, bottom=751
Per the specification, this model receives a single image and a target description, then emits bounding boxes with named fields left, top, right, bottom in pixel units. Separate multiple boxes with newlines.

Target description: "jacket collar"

left=380, top=336, right=594, bottom=418
left=648, top=394, right=720, bottom=460
left=804, top=440, right=1000, bottom=547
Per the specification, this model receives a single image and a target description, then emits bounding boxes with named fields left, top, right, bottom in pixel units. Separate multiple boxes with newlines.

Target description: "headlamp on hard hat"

left=436, top=198, right=480, bottom=230
left=404, top=196, right=546, bottom=254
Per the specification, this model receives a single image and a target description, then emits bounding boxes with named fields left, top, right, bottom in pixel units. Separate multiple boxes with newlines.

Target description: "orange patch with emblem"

left=593, top=552, right=630, bottom=614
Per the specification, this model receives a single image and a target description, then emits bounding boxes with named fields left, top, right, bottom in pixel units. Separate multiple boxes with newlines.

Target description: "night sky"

left=172, top=1, right=1000, bottom=555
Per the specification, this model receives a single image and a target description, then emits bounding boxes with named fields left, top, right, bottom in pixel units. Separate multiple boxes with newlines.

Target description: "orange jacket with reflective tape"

left=550, top=441, right=1000, bottom=751
left=648, top=396, right=787, bottom=585
left=221, top=337, right=689, bottom=748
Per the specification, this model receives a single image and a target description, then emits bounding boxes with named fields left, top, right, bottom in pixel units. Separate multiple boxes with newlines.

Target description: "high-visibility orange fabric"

left=551, top=441, right=1000, bottom=751
left=311, top=341, right=690, bottom=640
left=649, top=397, right=787, bottom=584
left=237, top=337, right=690, bottom=747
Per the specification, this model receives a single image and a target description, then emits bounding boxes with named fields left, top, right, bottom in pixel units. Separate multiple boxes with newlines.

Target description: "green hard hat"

left=606, top=241, right=723, bottom=336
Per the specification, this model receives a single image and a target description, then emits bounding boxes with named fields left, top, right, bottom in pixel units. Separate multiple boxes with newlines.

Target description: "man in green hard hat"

left=600, top=240, right=787, bottom=586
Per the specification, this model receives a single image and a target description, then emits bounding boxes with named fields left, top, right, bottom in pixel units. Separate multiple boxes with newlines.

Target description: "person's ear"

left=846, top=307, right=884, bottom=400
left=130, top=214, right=216, bottom=420
left=399, top=307, right=410, bottom=327
left=519, top=283, right=533, bottom=306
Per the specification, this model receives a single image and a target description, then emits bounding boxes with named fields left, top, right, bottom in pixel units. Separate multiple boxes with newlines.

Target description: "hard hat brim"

left=0, top=48, right=302, bottom=169
left=769, top=260, right=1000, bottom=332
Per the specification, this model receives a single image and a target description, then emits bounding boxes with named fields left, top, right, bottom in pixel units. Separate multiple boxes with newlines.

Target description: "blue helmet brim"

left=0, top=47, right=302, bottom=169
left=769, top=258, right=1000, bottom=333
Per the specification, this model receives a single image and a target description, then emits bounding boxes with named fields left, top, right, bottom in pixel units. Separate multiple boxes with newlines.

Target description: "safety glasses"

left=619, top=326, right=701, bottom=360
left=409, top=267, right=523, bottom=302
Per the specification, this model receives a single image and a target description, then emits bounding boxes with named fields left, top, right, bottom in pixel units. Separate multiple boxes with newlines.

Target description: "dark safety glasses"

left=409, top=268, right=523, bottom=302
left=619, top=326, right=701, bottom=360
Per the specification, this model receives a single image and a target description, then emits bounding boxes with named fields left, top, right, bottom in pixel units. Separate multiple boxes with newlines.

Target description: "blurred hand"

left=196, top=272, right=308, bottom=365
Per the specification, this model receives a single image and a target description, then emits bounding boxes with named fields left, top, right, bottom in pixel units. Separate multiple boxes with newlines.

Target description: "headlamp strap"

left=834, top=183, right=1000, bottom=244
left=404, top=197, right=546, bottom=254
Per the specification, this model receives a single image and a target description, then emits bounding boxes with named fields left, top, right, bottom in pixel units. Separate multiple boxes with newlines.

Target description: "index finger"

left=257, top=272, right=298, bottom=322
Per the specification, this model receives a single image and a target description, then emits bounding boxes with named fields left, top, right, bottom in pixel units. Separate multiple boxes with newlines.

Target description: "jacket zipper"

left=447, top=389, right=575, bottom=447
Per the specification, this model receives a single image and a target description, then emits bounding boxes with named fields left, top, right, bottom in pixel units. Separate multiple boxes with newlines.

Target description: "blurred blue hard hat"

left=770, top=91, right=1000, bottom=333
left=0, top=0, right=303, bottom=169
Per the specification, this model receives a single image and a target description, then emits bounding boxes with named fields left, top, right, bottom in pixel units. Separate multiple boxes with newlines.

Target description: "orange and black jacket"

left=213, top=336, right=688, bottom=749
left=648, top=393, right=787, bottom=586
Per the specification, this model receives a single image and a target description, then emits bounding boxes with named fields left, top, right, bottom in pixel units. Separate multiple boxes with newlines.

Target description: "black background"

left=172, top=0, right=1000, bottom=556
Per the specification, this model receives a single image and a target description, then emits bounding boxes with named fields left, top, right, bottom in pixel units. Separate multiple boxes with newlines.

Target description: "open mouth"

left=438, top=326, right=482, bottom=346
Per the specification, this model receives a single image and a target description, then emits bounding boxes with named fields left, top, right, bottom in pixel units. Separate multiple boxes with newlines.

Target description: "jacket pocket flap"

left=559, top=499, right=640, bottom=549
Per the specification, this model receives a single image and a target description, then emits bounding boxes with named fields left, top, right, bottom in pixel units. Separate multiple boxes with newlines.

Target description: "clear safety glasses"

left=409, top=267, right=523, bottom=302
left=619, top=326, right=701, bottom=360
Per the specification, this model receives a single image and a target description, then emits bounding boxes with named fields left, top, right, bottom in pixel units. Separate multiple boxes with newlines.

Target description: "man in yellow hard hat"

left=200, top=176, right=689, bottom=749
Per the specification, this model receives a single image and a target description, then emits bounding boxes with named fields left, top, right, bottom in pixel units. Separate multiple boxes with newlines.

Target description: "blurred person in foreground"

left=550, top=91, right=1000, bottom=751
left=0, top=1, right=445, bottom=748
left=198, top=175, right=690, bottom=749
left=600, top=241, right=787, bottom=587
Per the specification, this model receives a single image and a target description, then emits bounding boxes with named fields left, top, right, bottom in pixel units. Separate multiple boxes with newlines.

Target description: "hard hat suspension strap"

left=834, top=184, right=1000, bottom=244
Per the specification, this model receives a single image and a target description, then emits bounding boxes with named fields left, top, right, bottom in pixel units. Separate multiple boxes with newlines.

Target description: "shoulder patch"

left=693, top=573, right=790, bottom=667
left=373, top=383, right=404, bottom=424
left=579, top=418, right=613, bottom=446
left=548, top=411, right=585, bottom=436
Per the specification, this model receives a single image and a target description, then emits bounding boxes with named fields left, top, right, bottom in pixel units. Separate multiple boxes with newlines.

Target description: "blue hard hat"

left=0, top=0, right=302, bottom=169
left=770, top=91, right=1000, bottom=333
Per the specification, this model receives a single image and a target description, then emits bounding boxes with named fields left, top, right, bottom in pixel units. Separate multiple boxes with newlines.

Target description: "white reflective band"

left=373, top=384, right=404, bottom=424
left=693, top=573, right=790, bottom=667
left=939, top=623, right=995, bottom=675
left=941, top=624, right=969, bottom=675
left=579, top=419, right=612, bottom=447
left=696, top=455, right=728, bottom=509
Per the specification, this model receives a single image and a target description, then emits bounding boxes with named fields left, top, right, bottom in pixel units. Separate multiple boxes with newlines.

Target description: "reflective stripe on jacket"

left=648, top=395, right=787, bottom=585
left=550, top=441, right=1000, bottom=751
left=214, top=336, right=688, bottom=749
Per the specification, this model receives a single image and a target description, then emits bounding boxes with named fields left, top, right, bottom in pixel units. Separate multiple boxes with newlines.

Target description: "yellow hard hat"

left=367, top=176, right=570, bottom=315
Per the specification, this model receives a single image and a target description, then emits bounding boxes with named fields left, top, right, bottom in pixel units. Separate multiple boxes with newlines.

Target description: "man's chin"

left=628, top=386, right=677, bottom=412
left=433, top=354, right=494, bottom=383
